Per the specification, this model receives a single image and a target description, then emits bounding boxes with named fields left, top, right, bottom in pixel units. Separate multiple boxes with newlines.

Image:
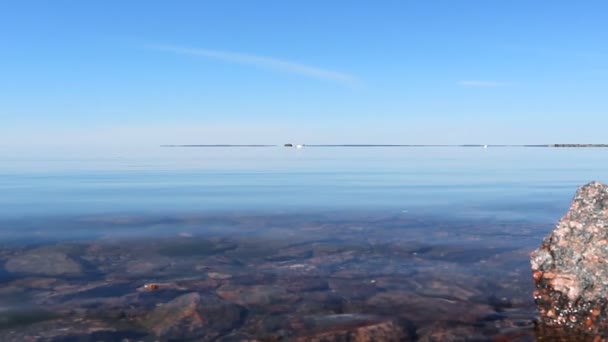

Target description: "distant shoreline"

left=161, top=144, right=608, bottom=148
left=160, top=144, right=276, bottom=147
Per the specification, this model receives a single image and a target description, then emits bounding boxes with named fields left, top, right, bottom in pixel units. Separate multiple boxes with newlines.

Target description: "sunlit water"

left=0, top=147, right=607, bottom=340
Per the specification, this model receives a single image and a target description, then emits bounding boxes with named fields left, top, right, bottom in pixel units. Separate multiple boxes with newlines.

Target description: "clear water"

left=0, top=147, right=607, bottom=340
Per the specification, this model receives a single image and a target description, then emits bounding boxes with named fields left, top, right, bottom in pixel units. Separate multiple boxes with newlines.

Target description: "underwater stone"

left=5, top=249, right=83, bottom=276
left=139, top=292, right=245, bottom=340
left=531, top=181, right=608, bottom=335
left=291, top=314, right=409, bottom=341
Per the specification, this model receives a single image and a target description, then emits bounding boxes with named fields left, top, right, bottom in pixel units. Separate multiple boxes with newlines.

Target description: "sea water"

left=0, top=147, right=607, bottom=340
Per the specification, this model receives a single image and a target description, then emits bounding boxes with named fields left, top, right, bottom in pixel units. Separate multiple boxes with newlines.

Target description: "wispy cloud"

left=150, top=45, right=359, bottom=87
left=458, top=80, right=515, bottom=87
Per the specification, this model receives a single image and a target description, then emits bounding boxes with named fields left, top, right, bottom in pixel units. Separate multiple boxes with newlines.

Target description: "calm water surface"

left=1, top=147, right=605, bottom=220
left=0, top=147, right=607, bottom=340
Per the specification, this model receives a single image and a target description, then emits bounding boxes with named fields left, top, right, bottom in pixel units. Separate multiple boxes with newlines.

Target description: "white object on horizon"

left=296, top=144, right=304, bottom=149
left=483, top=145, right=488, bottom=148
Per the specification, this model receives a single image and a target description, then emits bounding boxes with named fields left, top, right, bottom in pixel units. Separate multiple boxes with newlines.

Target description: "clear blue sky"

left=1, top=1, right=607, bottom=150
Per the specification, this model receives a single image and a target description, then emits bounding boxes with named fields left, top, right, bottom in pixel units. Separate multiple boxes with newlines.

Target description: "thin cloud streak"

left=151, top=45, right=359, bottom=87
left=458, top=80, right=515, bottom=87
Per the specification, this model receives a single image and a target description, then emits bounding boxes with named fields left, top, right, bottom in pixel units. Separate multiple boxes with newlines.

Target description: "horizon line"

left=161, top=144, right=608, bottom=148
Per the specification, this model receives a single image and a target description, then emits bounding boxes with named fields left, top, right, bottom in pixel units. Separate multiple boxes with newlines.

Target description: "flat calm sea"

left=1, top=147, right=607, bottom=340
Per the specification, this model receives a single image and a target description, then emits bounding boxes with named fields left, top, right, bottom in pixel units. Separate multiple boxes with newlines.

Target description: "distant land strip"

left=161, top=144, right=608, bottom=147
left=547, top=144, right=608, bottom=147
left=305, top=144, right=608, bottom=147
left=160, top=144, right=276, bottom=147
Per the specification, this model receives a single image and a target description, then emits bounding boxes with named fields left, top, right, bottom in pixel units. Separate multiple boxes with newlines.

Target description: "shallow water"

left=1, top=147, right=607, bottom=340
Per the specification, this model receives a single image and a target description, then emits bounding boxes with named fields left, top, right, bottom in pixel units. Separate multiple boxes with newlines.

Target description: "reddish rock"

left=531, top=181, right=608, bottom=336
left=291, top=314, right=410, bottom=341
left=416, top=322, right=483, bottom=342
left=139, top=292, right=245, bottom=340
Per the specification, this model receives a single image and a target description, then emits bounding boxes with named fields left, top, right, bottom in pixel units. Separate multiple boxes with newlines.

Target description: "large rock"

left=531, top=181, right=608, bottom=335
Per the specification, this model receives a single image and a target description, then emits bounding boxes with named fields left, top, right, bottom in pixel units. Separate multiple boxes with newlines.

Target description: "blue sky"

left=1, top=1, right=607, bottom=150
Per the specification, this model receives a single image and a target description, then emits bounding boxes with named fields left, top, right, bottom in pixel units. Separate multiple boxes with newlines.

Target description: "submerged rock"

left=531, top=181, right=608, bottom=335
left=139, top=292, right=245, bottom=340
left=216, top=284, right=299, bottom=310
left=5, top=249, right=83, bottom=276
left=0, top=317, right=145, bottom=342
left=291, top=314, right=409, bottom=341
